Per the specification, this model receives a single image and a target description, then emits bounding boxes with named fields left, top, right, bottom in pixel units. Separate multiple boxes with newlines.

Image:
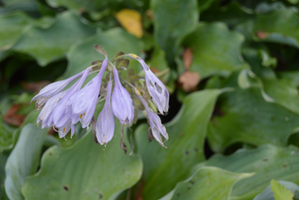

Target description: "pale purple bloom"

left=96, top=79, right=115, bottom=145
left=111, top=67, right=134, bottom=124
left=136, top=89, right=169, bottom=147
left=128, top=54, right=169, bottom=114
left=70, top=58, right=108, bottom=128
left=31, top=71, right=84, bottom=109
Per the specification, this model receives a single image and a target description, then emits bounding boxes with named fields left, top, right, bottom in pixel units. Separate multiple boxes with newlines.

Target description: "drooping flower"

left=111, top=67, right=134, bottom=124
left=31, top=70, right=84, bottom=110
left=32, top=44, right=170, bottom=150
left=70, top=58, right=109, bottom=128
left=128, top=54, right=169, bottom=114
left=135, top=89, right=169, bottom=147
left=96, top=78, right=115, bottom=145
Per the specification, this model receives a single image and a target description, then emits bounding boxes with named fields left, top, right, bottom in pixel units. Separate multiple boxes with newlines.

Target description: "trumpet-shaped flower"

left=31, top=70, right=84, bottom=109
left=135, top=89, right=169, bottom=147
left=96, top=79, right=115, bottom=145
left=70, top=58, right=109, bottom=128
left=111, top=67, right=134, bottom=124
left=128, top=54, right=169, bottom=114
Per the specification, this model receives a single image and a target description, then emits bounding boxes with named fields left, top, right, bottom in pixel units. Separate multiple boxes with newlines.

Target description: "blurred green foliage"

left=1, top=0, right=299, bottom=199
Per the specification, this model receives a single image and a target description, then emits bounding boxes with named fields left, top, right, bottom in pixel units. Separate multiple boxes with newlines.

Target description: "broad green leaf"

left=64, top=28, right=142, bottom=78
left=196, top=144, right=299, bottom=200
left=237, top=6, right=299, bottom=47
left=135, top=89, right=230, bottom=199
left=151, top=0, right=198, bottom=62
left=12, top=11, right=96, bottom=66
left=207, top=72, right=299, bottom=152
left=271, top=180, right=293, bottom=200
left=0, top=12, right=33, bottom=50
left=5, top=124, right=48, bottom=200
left=160, top=167, right=252, bottom=200
left=198, top=0, right=216, bottom=11
left=22, top=121, right=142, bottom=200
left=278, top=71, right=299, bottom=88
left=201, top=2, right=253, bottom=26
left=254, top=180, right=299, bottom=200
left=184, top=22, right=248, bottom=79
left=0, top=119, right=14, bottom=152
left=0, top=152, right=8, bottom=199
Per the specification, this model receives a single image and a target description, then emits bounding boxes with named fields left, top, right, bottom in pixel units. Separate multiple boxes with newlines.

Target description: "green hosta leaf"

left=184, top=22, right=249, bottom=79
left=201, top=2, right=253, bottom=26
left=160, top=167, right=252, bottom=200
left=237, top=5, right=299, bottom=47
left=207, top=72, right=299, bottom=152
left=196, top=144, right=299, bottom=200
left=0, top=12, right=33, bottom=50
left=0, top=119, right=14, bottom=152
left=5, top=124, right=48, bottom=200
left=254, top=180, right=299, bottom=200
left=64, top=28, right=142, bottom=78
left=271, top=180, right=293, bottom=200
left=135, top=88, right=230, bottom=199
left=22, top=121, right=142, bottom=200
left=0, top=152, right=8, bottom=199
left=278, top=71, right=299, bottom=88
left=151, top=0, right=198, bottom=62
left=12, top=11, right=96, bottom=66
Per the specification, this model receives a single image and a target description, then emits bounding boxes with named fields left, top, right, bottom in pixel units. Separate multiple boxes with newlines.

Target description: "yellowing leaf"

left=115, top=9, right=143, bottom=38
left=271, top=179, right=294, bottom=200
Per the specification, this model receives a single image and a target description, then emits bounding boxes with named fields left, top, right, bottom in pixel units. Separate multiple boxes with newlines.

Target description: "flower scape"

left=31, top=45, right=169, bottom=152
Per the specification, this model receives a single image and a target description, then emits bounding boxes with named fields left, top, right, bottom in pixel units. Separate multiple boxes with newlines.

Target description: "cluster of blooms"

left=31, top=45, right=169, bottom=150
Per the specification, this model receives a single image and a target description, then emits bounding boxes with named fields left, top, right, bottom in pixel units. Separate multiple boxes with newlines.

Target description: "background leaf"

left=271, top=179, right=293, bottom=200
left=160, top=166, right=252, bottom=200
left=151, top=0, right=198, bottom=63
left=12, top=12, right=96, bottom=66
left=196, top=144, right=299, bottom=200
left=4, top=124, right=48, bottom=200
left=184, top=22, right=249, bottom=79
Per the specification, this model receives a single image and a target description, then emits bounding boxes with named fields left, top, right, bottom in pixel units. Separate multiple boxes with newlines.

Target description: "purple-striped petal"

left=111, top=67, right=134, bottom=124
left=96, top=79, right=115, bottom=145
left=128, top=54, right=169, bottom=114
left=31, top=70, right=85, bottom=109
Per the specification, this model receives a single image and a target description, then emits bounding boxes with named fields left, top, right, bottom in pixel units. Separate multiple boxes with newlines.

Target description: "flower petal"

left=111, top=67, right=134, bottom=124
left=96, top=79, right=115, bottom=145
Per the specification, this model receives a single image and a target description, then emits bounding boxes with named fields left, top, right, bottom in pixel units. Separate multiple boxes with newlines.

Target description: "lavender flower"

left=135, top=89, right=169, bottom=147
left=70, top=58, right=108, bottom=128
left=96, top=78, right=114, bottom=145
left=32, top=45, right=170, bottom=151
left=128, top=54, right=169, bottom=114
left=31, top=71, right=84, bottom=109
left=112, top=67, right=134, bottom=124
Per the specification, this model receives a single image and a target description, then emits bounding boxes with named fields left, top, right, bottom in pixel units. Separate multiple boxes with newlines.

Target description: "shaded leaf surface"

left=151, top=0, right=198, bottom=62
left=197, top=145, right=299, bottom=200
left=5, top=124, right=48, bottom=200
left=12, top=12, right=96, bottom=66
left=184, top=23, right=248, bottom=79
left=160, top=167, right=251, bottom=200
left=207, top=72, right=299, bottom=152
left=135, top=89, right=228, bottom=199
left=22, top=121, right=142, bottom=200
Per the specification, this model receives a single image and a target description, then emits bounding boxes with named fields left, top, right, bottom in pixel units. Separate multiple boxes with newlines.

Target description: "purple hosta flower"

left=135, top=89, right=169, bottom=147
left=96, top=78, right=115, bottom=145
left=31, top=70, right=84, bottom=110
left=128, top=54, right=169, bottom=114
left=111, top=67, right=134, bottom=124
left=70, top=58, right=109, bottom=128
